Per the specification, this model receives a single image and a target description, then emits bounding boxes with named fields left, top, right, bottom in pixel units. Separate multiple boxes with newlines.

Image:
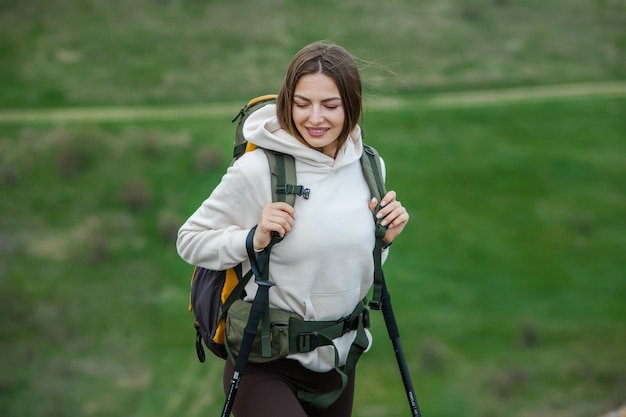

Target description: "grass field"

left=1, top=0, right=625, bottom=416
left=1, top=96, right=624, bottom=417
left=1, top=0, right=625, bottom=108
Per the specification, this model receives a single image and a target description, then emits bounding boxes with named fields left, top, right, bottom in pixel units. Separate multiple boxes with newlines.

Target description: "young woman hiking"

left=177, top=41, right=409, bottom=417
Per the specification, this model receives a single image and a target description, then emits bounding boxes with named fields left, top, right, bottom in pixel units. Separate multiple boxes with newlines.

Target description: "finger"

left=262, top=218, right=289, bottom=237
left=270, top=202, right=296, bottom=217
left=379, top=203, right=408, bottom=228
left=380, top=190, right=397, bottom=207
left=376, top=200, right=400, bottom=221
left=386, top=208, right=409, bottom=229
left=368, top=197, right=379, bottom=212
left=271, top=217, right=293, bottom=236
left=265, top=209, right=295, bottom=236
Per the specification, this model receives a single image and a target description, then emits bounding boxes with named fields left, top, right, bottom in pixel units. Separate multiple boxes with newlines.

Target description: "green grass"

left=1, top=0, right=625, bottom=415
left=1, top=97, right=625, bottom=417
left=0, top=0, right=624, bottom=108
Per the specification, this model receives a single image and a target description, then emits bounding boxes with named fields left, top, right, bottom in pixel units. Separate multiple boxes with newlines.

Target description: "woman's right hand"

left=253, top=202, right=295, bottom=250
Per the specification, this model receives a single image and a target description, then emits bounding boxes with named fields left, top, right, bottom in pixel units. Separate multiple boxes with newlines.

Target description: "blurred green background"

left=1, top=1, right=625, bottom=416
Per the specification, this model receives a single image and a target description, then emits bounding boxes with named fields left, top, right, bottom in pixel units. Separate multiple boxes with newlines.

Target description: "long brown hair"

left=276, top=42, right=362, bottom=149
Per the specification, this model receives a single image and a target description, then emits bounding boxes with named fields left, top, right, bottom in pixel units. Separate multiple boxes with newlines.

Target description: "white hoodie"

left=177, top=104, right=388, bottom=372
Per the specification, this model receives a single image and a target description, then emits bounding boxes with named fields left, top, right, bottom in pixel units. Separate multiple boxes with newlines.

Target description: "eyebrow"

left=293, top=94, right=342, bottom=103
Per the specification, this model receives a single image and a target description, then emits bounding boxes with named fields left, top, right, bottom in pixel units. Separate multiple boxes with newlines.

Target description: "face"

left=292, top=72, right=346, bottom=158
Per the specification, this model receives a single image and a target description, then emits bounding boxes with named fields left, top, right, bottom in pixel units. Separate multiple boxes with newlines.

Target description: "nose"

left=309, top=105, right=324, bottom=125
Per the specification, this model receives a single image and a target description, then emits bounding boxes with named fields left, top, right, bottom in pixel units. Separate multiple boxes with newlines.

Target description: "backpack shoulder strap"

left=360, top=143, right=387, bottom=310
left=263, top=150, right=310, bottom=206
left=361, top=144, right=386, bottom=201
left=231, top=94, right=311, bottom=205
left=232, top=94, right=278, bottom=163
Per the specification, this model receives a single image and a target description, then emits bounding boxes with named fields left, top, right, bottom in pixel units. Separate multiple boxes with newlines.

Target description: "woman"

left=177, top=42, right=409, bottom=417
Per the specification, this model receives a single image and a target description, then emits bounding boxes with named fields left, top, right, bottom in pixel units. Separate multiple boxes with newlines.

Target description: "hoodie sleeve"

left=176, top=150, right=272, bottom=270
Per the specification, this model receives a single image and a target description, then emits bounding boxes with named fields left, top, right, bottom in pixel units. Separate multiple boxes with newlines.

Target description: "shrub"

left=195, top=146, right=223, bottom=174
left=157, top=210, right=182, bottom=244
left=120, top=179, right=152, bottom=212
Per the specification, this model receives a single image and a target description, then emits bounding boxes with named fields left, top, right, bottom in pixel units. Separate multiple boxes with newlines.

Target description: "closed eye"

left=294, top=103, right=340, bottom=110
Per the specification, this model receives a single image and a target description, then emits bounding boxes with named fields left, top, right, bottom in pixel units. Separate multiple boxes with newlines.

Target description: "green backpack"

left=189, top=94, right=388, bottom=410
left=189, top=95, right=310, bottom=361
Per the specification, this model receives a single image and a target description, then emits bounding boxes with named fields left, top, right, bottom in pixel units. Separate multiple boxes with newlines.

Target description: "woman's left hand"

left=368, top=191, right=409, bottom=246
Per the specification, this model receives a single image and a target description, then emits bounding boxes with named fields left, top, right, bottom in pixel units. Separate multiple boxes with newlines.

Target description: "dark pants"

left=222, top=358, right=355, bottom=417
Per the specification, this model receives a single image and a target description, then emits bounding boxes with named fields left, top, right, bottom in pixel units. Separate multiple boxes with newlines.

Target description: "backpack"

left=189, top=94, right=388, bottom=369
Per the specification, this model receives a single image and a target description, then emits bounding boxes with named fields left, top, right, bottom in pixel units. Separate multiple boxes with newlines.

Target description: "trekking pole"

left=380, top=272, right=422, bottom=417
left=221, top=228, right=279, bottom=417
left=221, top=279, right=274, bottom=417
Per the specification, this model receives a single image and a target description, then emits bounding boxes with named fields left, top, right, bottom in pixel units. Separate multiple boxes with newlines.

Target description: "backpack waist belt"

left=288, top=301, right=370, bottom=353
left=224, top=298, right=370, bottom=412
left=292, top=300, right=370, bottom=411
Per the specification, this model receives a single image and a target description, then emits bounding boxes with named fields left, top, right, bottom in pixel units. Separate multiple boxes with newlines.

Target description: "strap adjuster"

left=340, top=307, right=371, bottom=333
left=276, top=184, right=311, bottom=199
left=362, top=307, right=370, bottom=328
left=297, top=332, right=318, bottom=353
left=339, top=314, right=356, bottom=334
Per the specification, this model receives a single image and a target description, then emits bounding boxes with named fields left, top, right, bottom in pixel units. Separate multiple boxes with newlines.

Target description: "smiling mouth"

left=306, top=127, right=330, bottom=137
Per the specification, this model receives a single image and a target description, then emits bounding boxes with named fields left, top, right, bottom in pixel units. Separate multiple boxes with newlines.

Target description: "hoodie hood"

left=243, top=103, right=363, bottom=170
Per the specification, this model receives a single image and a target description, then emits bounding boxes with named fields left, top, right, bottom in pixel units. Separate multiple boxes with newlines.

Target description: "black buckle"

left=297, top=332, right=318, bottom=353
left=340, top=315, right=356, bottom=334
left=276, top=184, right=311, bottom=200
left=340, top=308, right=371, bottom=333
left=362, top=308, right=370, bottom=328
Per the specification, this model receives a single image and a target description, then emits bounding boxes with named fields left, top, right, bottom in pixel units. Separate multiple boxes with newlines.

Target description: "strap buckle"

left=362, top=307, right=370, bottom=328
left=340, top=308, right=371, bottom=333
left=296, top=332, right=318, bottom=353
left=340, top=314, right=358, bottom=334
left=276, top=184, right=311, bottom=199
